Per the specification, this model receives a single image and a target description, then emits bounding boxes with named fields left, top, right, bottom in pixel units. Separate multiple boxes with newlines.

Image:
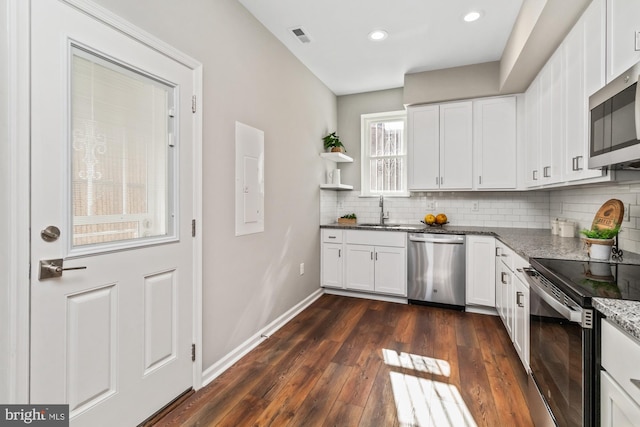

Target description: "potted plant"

left=337, top=213, right=357, bottom=225
left=322, top=132, right=346, bottom=153
left=580, top=225, right=621, bottom=260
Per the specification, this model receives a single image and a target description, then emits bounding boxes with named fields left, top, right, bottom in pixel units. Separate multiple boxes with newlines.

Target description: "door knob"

left=39, top=258, right=87, bottom=280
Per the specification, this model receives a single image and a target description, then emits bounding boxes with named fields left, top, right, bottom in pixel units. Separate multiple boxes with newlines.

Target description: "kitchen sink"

left=358, top=223, right=426, bottom=230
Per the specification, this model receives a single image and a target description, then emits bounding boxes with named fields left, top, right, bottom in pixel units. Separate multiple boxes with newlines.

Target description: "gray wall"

left=91, top=0, right=337, bottom=370
left=0, top=0, right=9, bottom=404
left=404, top=61, right=501, bottom=106
left=336, top=88, right=405, bottom=191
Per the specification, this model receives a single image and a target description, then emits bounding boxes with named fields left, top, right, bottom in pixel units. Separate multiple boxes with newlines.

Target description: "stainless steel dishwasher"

left=407, top=233, right=466, bottom=309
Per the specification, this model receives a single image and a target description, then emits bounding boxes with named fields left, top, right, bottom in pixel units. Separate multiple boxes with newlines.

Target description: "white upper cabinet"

left=585, top=0, right=607, bottom=97
left=473, top=97, right=517, bottom=189
left=564, top=3, right=606, bottom=182
left=439, top=102, right=473, bottom=189
left=606, top=0, right=640, bottom=83
left=524, top=78, right=540, bottom=187
left=538, top=50, right=563, bottom=185
left=408, top=105, right=440, bottom=191
left=407, top=101, right=472, bottom=191
left=524, top=0, right=615, bottom=188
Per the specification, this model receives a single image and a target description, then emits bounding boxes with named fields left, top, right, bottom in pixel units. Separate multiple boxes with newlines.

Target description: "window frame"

left=360, top=110, right=409, bottom=197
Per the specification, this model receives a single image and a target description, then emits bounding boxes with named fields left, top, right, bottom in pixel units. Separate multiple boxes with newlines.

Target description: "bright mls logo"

left=0, top=405, right=68, bottom=427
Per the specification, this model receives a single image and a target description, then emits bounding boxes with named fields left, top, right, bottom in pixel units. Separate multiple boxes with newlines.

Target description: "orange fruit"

left=424, top=214, right=436, bottom=225
left=435, top=213, right=447, bottom=224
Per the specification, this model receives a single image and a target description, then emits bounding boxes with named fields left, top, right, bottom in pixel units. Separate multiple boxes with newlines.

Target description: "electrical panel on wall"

left=235, top=122, right=264, bottom=236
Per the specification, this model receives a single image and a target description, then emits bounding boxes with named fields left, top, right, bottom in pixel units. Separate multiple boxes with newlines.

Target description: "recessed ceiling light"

left=463, top=11, right=482, bottom=22
left=368, top=30, right=388, bottom=41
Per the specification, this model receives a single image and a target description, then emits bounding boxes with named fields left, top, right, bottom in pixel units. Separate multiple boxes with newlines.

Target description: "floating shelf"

left=320, top=184, right=353, bottom=191
left=320, top=152, right=353, bottom=163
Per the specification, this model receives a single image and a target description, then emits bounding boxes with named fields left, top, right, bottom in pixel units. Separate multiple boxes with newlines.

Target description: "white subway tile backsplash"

left=321, top=190, right=551, bottom=229
left=549, top=182, right=640, bottom=254
left=321, top=183, right=640, bottom=253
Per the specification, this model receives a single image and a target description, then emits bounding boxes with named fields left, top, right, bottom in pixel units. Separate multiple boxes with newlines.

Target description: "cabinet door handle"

left=436, top=177, right=439, bottom=186
left=543, top=166, right=551, bottom=178
left=371, top=252, right=373, bottom=260
left=479, top=176, right=482, bottom=185
left=516, top=291, right=524, bottom=307
left=441, top=176, right=444, bottom=185
left=338, top=249, right=341, bottom=258
left=501, top=271, right=508, bottom=284
left=496, top=247, right=502, bottom=257
left=576, top=156, right=583, bottom=171
left=572, top=156, right=577, bottom=171
left=533, top=170, right=538, bottom=181
left=375, top=252, right=378, bottom=261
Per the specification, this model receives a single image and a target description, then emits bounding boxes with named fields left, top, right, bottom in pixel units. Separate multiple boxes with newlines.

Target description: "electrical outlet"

left=472, top=201, right=479, bottom=212
left=299, top=263, right=304, bottom=275
left=426, top=201, right=435, bottom=210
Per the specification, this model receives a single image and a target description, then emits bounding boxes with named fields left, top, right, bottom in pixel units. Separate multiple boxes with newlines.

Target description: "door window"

left=70, top=47, right=176, bottom=250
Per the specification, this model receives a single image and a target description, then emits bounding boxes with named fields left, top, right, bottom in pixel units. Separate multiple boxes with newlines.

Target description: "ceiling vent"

left=290, top=27, right=311, bottom=44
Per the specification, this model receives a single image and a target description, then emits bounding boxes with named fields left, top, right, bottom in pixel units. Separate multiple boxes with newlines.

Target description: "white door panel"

left=30, top=1, right=197, bottom=425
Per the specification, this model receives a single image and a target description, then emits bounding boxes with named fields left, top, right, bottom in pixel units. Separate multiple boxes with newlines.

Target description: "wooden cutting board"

left=591, top=199, right=624, bottom=230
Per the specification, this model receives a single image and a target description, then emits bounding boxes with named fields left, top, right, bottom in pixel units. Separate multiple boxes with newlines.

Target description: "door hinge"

left=191, top=343, right=196, bottom=362
left=192, top=95, right=197, bottom=113
left=192, top=219, right=196, bottom=237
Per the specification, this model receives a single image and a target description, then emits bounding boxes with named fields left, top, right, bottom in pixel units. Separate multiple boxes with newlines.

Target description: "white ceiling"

left=238, top=0, right=525, bottom=95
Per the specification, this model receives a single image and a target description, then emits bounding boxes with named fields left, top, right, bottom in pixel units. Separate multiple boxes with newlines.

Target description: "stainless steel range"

left=523, top=258, right=640, bottom=427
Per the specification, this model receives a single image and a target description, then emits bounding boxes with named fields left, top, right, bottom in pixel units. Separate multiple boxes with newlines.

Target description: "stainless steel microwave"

left=589, top=61, right=640, bottom=169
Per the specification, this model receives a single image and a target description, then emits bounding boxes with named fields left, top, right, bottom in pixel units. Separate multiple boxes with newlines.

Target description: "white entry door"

left=30, top=1, right=198, bottom=425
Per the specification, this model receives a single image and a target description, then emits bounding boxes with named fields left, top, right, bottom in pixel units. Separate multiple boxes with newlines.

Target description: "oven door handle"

left=523, top=268, right=583, bottom=324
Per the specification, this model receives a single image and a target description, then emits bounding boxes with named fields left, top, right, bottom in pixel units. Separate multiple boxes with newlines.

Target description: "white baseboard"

left=323, top=288, right=408, bottom=304
left=200, top=288, right=324, bottom=388
left=465, top=305, right=498, bottom=316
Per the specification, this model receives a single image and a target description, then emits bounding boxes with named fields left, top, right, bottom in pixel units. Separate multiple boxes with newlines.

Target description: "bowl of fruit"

left=421, top=213, right=448, bottom=227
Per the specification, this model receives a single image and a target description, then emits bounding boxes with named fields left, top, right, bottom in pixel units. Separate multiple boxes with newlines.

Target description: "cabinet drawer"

left=345, top=230, right=406, bottom=247
left=602, top=319, right=640, bottom=405
left=322, top=229, right=343, bottom=243
left=496, top=241, right=514, bottom=271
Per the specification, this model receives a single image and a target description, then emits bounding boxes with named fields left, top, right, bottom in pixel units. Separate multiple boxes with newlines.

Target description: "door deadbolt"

left=39, top=258, right=87, bottom=280
left=41, top=226, right=61, bottom=242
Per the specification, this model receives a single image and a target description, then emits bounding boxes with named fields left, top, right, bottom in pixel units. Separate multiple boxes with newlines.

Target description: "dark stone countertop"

left=321, top=222, right=640, bottom=336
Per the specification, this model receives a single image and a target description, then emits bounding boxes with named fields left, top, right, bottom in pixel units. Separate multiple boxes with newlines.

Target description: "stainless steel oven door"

left=524, top=268, right=595, bottom=427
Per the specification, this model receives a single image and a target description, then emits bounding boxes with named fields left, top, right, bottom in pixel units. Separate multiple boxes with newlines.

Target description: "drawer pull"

left=328, top=236, right=337, bottom=239
left=516, top=291, right=524, bottom=307
left=631, top=378, right=640, bottom=390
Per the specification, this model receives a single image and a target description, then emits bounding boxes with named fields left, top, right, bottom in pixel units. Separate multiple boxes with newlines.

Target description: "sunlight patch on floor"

left=389, top=372, right=478, bottom=427
left=382, top=349, right=451, bottom=377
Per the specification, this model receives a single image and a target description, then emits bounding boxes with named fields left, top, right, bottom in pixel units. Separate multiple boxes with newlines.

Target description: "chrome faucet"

left=379, top=195, right=389, bottom=225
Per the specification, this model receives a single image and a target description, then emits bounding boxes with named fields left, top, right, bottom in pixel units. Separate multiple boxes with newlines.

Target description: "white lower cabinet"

left=345, top=245, right=375, bottom=292
left=322, top=229, right=407, bottom=297
left=321, top=229, right=344, bottom=289
left=513, top=267, right=530, bottom=370
left=321, top=243, right=343, bottom=289
left=345, top=243, right=406, bottom=296
left=601, top=319, right=640, bottom=426
left=495, top=241, right=529, bottom=370
left=496, top=259, right=514, bottom=338
left=601, top=372, right=640, bottom=427
left=466, top=235, right=496, bottom=307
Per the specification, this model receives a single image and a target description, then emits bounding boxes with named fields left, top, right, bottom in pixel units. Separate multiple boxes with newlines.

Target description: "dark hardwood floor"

left=154, top=295, right=533, bottom=426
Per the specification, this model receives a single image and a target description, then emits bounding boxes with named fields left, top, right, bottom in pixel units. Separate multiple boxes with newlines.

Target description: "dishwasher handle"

left=409, top=234, right=464, bottom=244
